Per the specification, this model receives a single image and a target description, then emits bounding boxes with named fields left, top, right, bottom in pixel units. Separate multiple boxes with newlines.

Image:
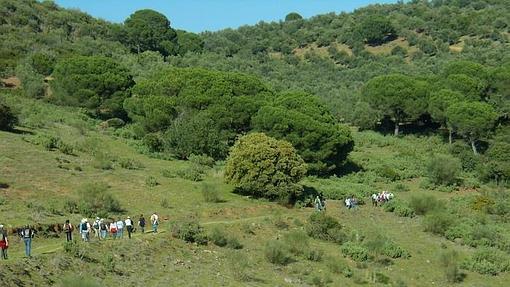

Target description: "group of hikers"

left=0, top=212, right=160, bottom=259
left=371, top=191, right=395, bottom=206
left=313, top=191, right=396, bottom=212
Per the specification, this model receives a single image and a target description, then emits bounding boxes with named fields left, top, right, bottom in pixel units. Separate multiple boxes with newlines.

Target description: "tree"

left=358, top=15, right=396, bottom=46
left=428, top=89, right=464, bottom=143
left=252, top=92, right=354, bottom=175
left=124, top=9, right=178, bottom=56
left=484, top=141, right=510, bottom=183
left=285, top=12, right=303, bottom=22
left=52, top=56, right=134, bottom=120
left=362, top=74, right=429, bottom=136
left=164, top=111, right=230, bottom=160
left=176, top=30, right=204, bottom=55
left=224, top=133, right=307, bottom=202
left=446, top=101, right=498, bottom=154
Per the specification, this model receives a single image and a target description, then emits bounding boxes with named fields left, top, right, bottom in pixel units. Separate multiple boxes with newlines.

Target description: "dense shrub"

left=118, top=158, right=144, bottom=170
left=225, top=133, right=307, bottom=201
left=171, top=218, right=208, bottom=244
left=201, top=183, right=222, bottom=203
left=265, top=240, right=292, bottom=265
left=341, top=242, right=370, bottom=262
left=325, top=256, right=353, bottom=277
left=209, top=227, right=242, bottom=249
left=306, top=212, right=347, bottom=243
left=383, top=200, right=415, bottom=218
left=283, top=230, right=310, bottom=257
left=440, top=250, right=464, bottom=283
left=423, top=211, right=455, bottom=236
left=177, top=164, right=206, bottom=181
left=409, top=194, right=443, bottom=215
left=462, top=248, right=510, bottom=275
left=0, top=100, right=18, bottom=130
left=426, top=154, right=462, bottom=186
left=189, top=154, right=215, bottom=167
left=145, top=176, right=158, bottom=187
left=77, top=183, right=122, bottom=217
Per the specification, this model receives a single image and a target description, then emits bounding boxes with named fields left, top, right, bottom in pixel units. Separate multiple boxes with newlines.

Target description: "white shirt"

left=125, top=219, right=133, bottom=226
left=116, top=220, right=124, bottom=229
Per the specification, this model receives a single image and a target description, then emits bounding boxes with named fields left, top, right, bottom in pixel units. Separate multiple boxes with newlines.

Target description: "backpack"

left=100, top=222, right=107, bottom=231
left=139, top=218, right=145, bottom=227
left=23, top=228, right=31, bottom=238
left=93, top=221, right=99, bottom=229
left=110, top=225, right=118, bottom=233
left=64, top=223, right=73, bottom=232
left=80, top=222, right=88, bottom=232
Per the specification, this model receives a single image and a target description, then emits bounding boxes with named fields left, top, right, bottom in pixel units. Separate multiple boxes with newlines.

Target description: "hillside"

left=0, top=0, right=510, bottom=286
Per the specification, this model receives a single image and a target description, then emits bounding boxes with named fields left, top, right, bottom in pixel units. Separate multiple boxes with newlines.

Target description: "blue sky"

left=55, top=0, right=398, bottom=33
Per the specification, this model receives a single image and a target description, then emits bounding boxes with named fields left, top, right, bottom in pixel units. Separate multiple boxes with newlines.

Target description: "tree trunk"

left=448, top=129, right=453, bottom=145
left=394, top=122, right=399, bottom=136
left=471, top=139, right=478, bottom=155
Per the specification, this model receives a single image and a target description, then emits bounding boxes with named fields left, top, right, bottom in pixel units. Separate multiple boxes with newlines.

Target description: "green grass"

left=1, top=91, right=510, bottom=286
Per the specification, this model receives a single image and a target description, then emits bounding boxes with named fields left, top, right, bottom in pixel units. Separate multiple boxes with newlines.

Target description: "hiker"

left=138, top=214, right=146, bottom=234
left=345, top=197, right=351, bottom=209
left=351, top=196, right=358, bottom=209
left=116, top=218, right=124, bottom=239
left=63, top=219, right=74, bottom=242
left=0, top=224, right=8, bottom=260
left=20, top=225, right=34, bottom=257
left=314, top=195, right=323, bottom=211
left=99, top=219, right=108, bottom=240
left=109, top=220, right=118, bottom=239
left=79, top=218, right=91, bottom=242
left=92, top=217, right=101, bottom=239
left=371, top=193, right=378, bottom=207
left=125, top=216, right=134, bottom=239
left=150, top=212, right=159, bottom=233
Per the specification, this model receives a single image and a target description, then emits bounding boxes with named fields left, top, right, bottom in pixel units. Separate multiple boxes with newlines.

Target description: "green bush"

left=426, top=154, right=462, bottom=186
left=118, top=158, right=144, bottom=170
left=77, top=183, right=122, bottom=217
left=210, top=227, right=228, bottom=247
left=341, top=242, right=370, bottom=262
left=201, top=183, right=222, bottom=203
left=189, top=154, right=215, bottom=167
left=440, top=250, right=464, bottom=283
left=177, top=164, right=206, bottom=181
left=171, top=218, right=208, bottom=244
left=283, top=230, right=310, bottom=257
left=142, top=133, right=164, bottom=152
left=423, top=211, right=455, bottom=236
left=306, top=212, right=347, bottom=244
left=325, top=256, right=352, bottom=277
left=226, top=251, right=251, bottom=281
left=462, top=247, right=510, bottom=275
left=0, top=100, right=18, bottom=130
left=225, top=133, right=307, bottom=201
left=264, top=240, right=292, bottom=265
left=92, top=152, right=114, bottom=170
left=145, top=176, right=159, bottom=187
left=409, top=194, right=443, bottom=215
left=306, top=249, right=324, bottom=262
left=383, top=200, right=415, bottom=218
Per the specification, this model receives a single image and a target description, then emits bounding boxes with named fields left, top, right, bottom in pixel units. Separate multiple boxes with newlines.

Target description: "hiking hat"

left=0, top=224, right=3, bottom=228
left=127, top=216, right=130, bottom=219
left=96, top=217, right=100, bottom=220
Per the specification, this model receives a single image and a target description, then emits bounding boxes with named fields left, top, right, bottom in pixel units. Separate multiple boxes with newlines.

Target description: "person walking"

left=125, top=216, right=134, bottom=239
left=109, top=220, right=118, bottom=239
left=92, top=217, right=101, bottom=239
left=314, top=195, right=323, bottom=211
left=138, top=214, right=146, bottom=234
left=116, top=218, right=124, bottom=239
left=63, top=220, right=74, bottom=242
left=20, top=225, right=34, bottom=257
left=79, top=219, right=91, bottom=242
left=150, top=212, right=159, bottom=233
left=0, top=224, right=9, bottom=260
left=99, top=219, right=108, bottom=240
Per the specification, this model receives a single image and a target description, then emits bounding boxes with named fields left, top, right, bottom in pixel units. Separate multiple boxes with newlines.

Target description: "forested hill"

left=171, top=0, right=510, bottom=126
left=1, top=0, right=509, bottom=178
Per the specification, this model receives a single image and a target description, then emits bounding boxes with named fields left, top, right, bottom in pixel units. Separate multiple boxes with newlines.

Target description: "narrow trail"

left=0, top=214, right=274, bottom=265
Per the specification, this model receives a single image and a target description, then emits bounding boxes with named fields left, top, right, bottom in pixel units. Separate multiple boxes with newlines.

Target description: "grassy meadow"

left=1, top=89, right=509, bottom=286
